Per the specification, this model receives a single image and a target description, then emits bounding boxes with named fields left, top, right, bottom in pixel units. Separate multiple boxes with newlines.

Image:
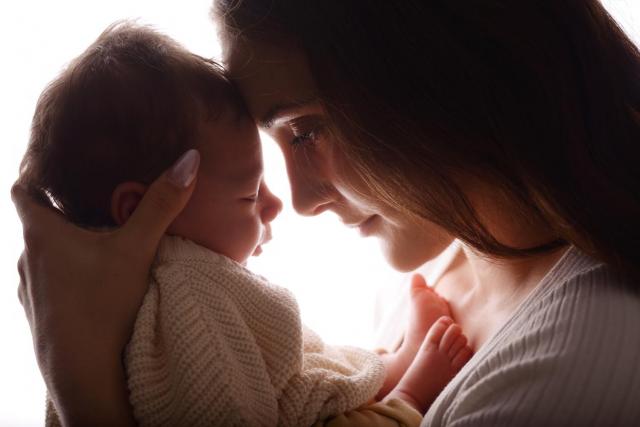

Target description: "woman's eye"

left=288, top=115, right=325, bottom=147
left=291, top=130, right=317, bottom=146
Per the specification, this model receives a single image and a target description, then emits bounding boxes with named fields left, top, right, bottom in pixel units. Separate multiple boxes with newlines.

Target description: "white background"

left=0, top=1, right=638, bottom=425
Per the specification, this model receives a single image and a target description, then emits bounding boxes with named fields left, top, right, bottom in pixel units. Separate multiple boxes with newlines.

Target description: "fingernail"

left=168, top=149, right=200, bottom=188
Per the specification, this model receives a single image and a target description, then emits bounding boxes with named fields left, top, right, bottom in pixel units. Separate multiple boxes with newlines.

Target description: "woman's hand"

left=13, top=149, right=199, bottom=427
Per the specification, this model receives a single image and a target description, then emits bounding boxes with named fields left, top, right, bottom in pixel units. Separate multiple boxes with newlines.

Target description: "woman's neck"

left=461, top=244, right=568, bottom=309
left=461, top=182, right=571, bottom=304
left=432, top=240, right=569, bottom=350
left=433, top=183, right=571, bottom=347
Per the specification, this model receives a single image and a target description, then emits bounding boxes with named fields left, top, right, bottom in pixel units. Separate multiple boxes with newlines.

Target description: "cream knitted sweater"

left=46, top=236, right=385, bottom=427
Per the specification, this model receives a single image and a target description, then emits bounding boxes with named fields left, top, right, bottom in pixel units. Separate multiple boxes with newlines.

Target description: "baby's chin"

left=252, top=244, right=263, bottom=257
left=238, top=244, right=264, bottom=266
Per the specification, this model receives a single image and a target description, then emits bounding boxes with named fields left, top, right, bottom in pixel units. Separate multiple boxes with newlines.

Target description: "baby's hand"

left=385, top=317, right=473, bottom=414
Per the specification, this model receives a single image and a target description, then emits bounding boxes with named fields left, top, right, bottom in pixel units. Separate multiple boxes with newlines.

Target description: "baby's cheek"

left=166, top=202, right=204, bottom=242
left=246, top=215, right=264, bottom=247
left=166, top=186, right=215, bottom=239
left=226, top=214, right=263, bottom=262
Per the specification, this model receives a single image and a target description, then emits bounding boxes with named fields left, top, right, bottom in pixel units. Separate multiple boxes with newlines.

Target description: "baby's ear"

left=110, top=182, right=147, bottom=226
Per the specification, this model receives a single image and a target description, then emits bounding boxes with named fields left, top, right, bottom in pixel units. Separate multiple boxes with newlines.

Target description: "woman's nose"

left=276, top=135, right=338, bottom=216
left=287, top=161, right=338, bottom=217
left=289, top=179, right=336, bottom=217
left=260, top=182, right=283, bottom=223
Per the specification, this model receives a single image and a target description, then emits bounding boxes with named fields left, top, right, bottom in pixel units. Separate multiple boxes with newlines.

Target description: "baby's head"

left=20, top=21, right=282, bottom=263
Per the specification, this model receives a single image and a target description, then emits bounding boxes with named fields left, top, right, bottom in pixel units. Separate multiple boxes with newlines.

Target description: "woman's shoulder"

left=518, top=248, right=640, bottom=355
left=500, top=246, right=640, bottom=344
left=425, top=248, right=640, bottom=427
left=527, top=246, right=639, bottom=321
left=490, top=256, right=640, bottom=398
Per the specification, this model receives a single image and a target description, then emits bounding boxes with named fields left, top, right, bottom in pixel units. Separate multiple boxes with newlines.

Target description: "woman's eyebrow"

left=259, top=97, right=318, bottom=129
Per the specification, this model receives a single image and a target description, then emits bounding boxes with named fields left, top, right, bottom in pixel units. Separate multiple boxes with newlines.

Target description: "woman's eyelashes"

left=288, top=115, right=325, bottom=146
left=291, top=130, right=317, bottom=146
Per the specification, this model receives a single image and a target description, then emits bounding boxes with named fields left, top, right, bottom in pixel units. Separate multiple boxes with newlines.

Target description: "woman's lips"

left=357, top=215, right=380, bottom=237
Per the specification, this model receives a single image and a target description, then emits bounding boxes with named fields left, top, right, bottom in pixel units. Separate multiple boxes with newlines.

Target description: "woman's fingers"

left=12, top=184, right=64, bottom=327
left=12, top=148, right=199, bottom=257
left=16, top=254, right=25, bottom=305
left=16, top=252, right=34, bottom=336
left=11, top=183, right=67, bottom=249
left=10, top=152, right=198, bottom=427
left=118, top=149, right=199, bottom=259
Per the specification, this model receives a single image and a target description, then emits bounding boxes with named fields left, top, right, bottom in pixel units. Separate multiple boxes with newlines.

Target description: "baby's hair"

left=20, top=21, right=246, bottom=227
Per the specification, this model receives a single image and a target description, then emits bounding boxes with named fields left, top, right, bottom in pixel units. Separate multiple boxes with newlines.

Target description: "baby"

left=20, top=22, right=472, bottom=426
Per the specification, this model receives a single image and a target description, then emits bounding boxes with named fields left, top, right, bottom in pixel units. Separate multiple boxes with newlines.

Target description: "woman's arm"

left=14, top=150, right=199, bottom=427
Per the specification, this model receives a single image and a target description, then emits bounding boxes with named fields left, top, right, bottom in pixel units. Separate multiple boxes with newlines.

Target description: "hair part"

left=215, top=0, right=640, bottom=280
left=20, top=21, right=246, bottom=227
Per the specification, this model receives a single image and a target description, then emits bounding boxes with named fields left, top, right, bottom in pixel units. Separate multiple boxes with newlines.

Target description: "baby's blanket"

left=47, top=236, right=384, bottom=426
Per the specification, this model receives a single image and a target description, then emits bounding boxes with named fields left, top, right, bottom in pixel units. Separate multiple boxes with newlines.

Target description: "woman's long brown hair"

left=215, top=0, right=640, bottom=281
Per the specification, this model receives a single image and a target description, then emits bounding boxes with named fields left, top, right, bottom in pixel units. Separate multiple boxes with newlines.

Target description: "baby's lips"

left=262, top=225, right=272, bottom=245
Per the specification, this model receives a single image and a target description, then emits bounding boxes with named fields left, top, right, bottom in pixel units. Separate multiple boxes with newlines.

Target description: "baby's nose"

left=261, top=183, right=283, bottom=223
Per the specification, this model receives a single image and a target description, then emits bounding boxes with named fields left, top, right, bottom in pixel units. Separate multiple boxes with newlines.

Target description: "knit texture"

left=423, top=246, right=640, bottom=426
left=46, top=236, right=384, bottom=426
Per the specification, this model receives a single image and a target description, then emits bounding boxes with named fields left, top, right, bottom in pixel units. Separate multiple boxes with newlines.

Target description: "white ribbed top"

left=423, top=246, right=640, bottom=426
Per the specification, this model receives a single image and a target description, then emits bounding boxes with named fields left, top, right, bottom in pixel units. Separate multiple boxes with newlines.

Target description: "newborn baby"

left=20, top=22, right=472, bottom=426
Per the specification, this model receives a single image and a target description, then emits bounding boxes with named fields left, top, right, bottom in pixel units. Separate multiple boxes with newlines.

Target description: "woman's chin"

left=379, top=241, right=422, bottom=272
left=378, top=235, right=455, bottom=272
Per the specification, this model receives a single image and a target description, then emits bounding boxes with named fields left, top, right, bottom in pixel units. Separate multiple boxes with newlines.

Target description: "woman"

left=13, top=0, right=640, bottom=425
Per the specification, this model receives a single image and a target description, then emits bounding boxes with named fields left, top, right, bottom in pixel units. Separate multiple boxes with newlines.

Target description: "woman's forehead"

left=223, top=37, right=318, bottom=126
